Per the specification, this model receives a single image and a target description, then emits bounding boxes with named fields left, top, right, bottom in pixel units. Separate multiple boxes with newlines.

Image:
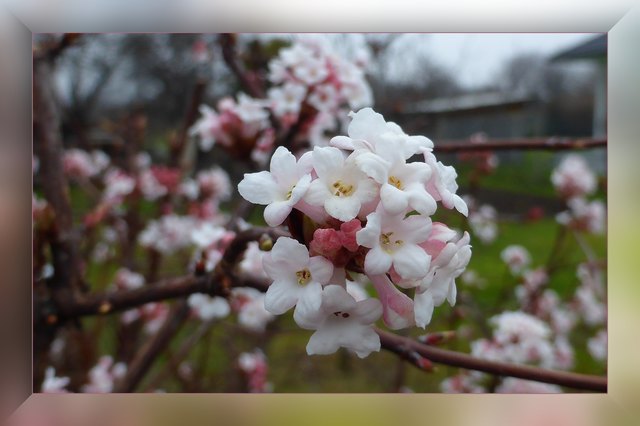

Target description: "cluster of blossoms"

left=464, top=195, right=498, bottom=244
left=573, top=263, right=606, bottom=327
left=237, top=349, right=272, bottom=392
left=40, top=367, right=71, bottom=393
left=552, top=155, right=605, bottom=234
left=109, top=268, right=170, bottom=332
left=190, top=36, right=373, bottom=163
left=442, top=311, right=570, bottom=393
left=63, top=149, right=110, bottom=179
left=500, top=245, right=531, bottom=275
left=42, top=356, right=127, bottom=393
left=238, top=107, right=471, bottom=358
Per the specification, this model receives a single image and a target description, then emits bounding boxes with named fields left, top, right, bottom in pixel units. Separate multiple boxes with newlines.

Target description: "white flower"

left=354, top=138, right=435, bottom=216
left=588, top=330, right=607, bottom=361
left=468, top=204, right=497, bottom=243
left=500, top=245, right=531, bottom=275
left=238, top=241, right=269, bottom=280
left=556, top=197, right=605, bottom=234
left=113, top=268, right=145, bottom=291
left=41, top=367, right=70, bottom=393
left=102, top=169, right=136, bottom=203
left=138, top=215, right=198, bottom=254
left=81, top=356, right=127, bottom=393
left=356, top=204, right=432, bottom=280
left=189, top=105, right=220, bottom=151
left=305, top=146, right=378, bottom=221
left=262, top=237, right=334, bottom=325
left=293, top=57, right=329, bottom=86
left=414, top=232, right=471, bottom=328
left=232, top=288, right=275, bottom=332
left=139, top=169, right=167, bottom=200
left=424, top=152, right=468, bottom=216
left=297, top=285, right=382, bottom=358
left=190, top=223, right=228, bottom=249
left=235, top=93, right=269, bottom=126
left=331, top=108, right=432, bottom=160
left=268, top=82, right=307, bottom=117
left=551, top=154, right=597, bottom=199
left=574, top=285, right=606, bottom=326
left=188, top=293, right=231, bottom=321
left=238, top=146, right=313, bottom=227
left=196, top=167, right=232, bottom=201
left=308, top=84, right=338, bottom=112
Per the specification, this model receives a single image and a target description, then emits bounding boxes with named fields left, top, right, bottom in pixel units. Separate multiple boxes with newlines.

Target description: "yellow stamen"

left=332, top=180, right=354, bottom=197
left=388, top=176, right=403, bottom=189
left=296, top=269, right=312, bottom=285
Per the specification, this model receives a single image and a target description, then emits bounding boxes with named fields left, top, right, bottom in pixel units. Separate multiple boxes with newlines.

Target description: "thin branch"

left=114, top=300, right=191, bottom=392
left=219, top=34, right=264, bottom=98
left=433, top=137, right=606, bottom=153
left=376, top=329, right=606, bottom=392
left=55, top=227, right=283, bottom=319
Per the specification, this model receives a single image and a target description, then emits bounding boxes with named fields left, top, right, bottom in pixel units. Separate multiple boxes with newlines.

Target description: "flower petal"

left=393, top=245, right=430, bottom=280
left=308, top=256, right=334, bottom=285
left=414, top=288, right=435, bottom=329
left=269, top=146, right=297, bottom=184
left=354, top=152, right=390, bottom=183
left=237, top=171, right=279, bottom=205
left=304, top=180, right=331, bottom=206
left=264, top=280, right=298, bottom=315
left=270, top=237, right=310, bottom=267
left=380, top=184, right=409, bottom=215
left=263, top=200, right=293, bottom=227
left=293, top=281, right=324, bottom=328
left=324, top=195, right=361, bottom=222
left=364, top=246, right=393, bottom=276
left=352, top=297, right=383, bottom=325
left=312, top=146, right=344, bottom=179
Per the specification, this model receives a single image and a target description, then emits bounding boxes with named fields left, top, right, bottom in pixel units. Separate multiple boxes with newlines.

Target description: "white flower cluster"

left=551, top=154, right=597, bottom=199
left=442, top=310, right=571, bottom=393
left=238, top=108, right=471, bottom=358
left=190, top=37, right=374, bottom=159
left=237, top=349, right=272, bottom=393
left=500, top=245, right=531, bottom=275
left=552, top=155, right=605, bottom=234
left=573, top=262, right=606, bottom=327
left=463, top=195, right=498, bottom=244
left=63, top=149, right=110, bottom=179
left=81, top=355, right=127, bottom=393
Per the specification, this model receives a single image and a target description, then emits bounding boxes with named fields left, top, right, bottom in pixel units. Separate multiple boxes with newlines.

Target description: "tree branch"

left=114, top=300, right=191, bottom=392
left=433, top=137, right=606, bottom=153
left=376, top=329, right=606, bottom=392
left=53, top=227, right=283, bottom=319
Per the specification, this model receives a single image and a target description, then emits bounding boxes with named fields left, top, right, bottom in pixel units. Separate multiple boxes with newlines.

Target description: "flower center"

left=332, top=180, right=354, bottom=197
left=296, top=269, right=312, bottom=285
left=332, top=311, right=350, bottom=318
left=286, top=185, right=295, bottom=200
left=388, top=176, right=403, bottom=190
left=380, top=232, right=404, bottom=252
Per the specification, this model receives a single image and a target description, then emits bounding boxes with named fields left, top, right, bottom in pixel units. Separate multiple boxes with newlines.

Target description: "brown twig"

left=55, top=227, right=283, bottom=319
left=114, top=300, right=191, bottom=392
left=33, top=54, right=87, bottom=386
left=376, top=329, right=606, bottom=392
left=433, top=137, right=606, bottom=153
left=219, top=34, right=264, bottom=98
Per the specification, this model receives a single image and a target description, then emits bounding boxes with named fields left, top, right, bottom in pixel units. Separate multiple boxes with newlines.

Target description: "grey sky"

left=381, top=33, right=597, bottom=88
